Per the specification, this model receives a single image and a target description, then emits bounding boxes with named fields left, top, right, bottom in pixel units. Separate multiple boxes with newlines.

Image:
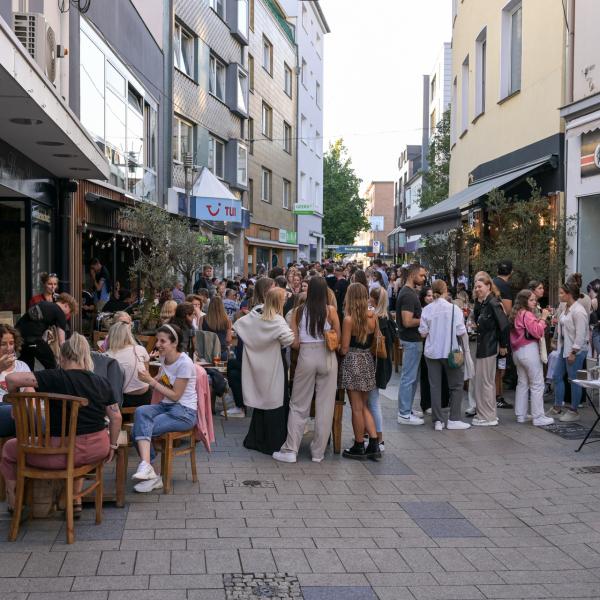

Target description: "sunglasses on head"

left=48, top=273, right=58, bottom=278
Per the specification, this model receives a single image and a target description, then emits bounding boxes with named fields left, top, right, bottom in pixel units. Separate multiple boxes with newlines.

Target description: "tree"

left=419, top=229, right=460, bottom=281
left=323, top=139, right=369, bottom=245
left=418, top=110, right=450, bottom=210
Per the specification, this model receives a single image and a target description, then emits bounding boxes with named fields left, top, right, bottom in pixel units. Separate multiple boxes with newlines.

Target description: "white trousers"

left=513, top=342, right=545, bottom=419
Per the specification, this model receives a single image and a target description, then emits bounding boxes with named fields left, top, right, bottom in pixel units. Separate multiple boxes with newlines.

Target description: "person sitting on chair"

left=0, top=333, right=122, bottom=514
left=131, top=324, right=197, bottom=493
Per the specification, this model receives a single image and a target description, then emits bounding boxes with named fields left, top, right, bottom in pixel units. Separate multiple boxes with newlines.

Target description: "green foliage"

left=323, top=139, right=370, bottom=245
left=467, top=180, right=570, bottom=290
left=419, top=229, right=460, bottom=280
left=418, top=110, right=450, bottom=210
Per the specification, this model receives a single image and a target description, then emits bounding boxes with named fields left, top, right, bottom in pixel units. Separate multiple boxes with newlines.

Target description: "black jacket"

left=474, top=295, right=509, bottom=359
left=375, top=316, right=395, bottom=389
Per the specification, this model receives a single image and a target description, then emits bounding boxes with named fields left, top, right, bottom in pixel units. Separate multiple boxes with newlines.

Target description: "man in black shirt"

left=325, top=264, right=337, bottom=291
left=396, top=263, right=427, bottom=425
left=193, top=264, right=216, bottom=297
left=334, top=266, right=349, bottom=321
left=492, top=260, right=514, bottom=409
left=16, top=293, right=78, bottom=370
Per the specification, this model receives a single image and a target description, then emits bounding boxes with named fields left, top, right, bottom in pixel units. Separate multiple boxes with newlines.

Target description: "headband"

left=162, top=324, right=179, bottom=345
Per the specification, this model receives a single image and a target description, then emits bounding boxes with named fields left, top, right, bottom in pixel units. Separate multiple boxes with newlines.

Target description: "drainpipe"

left=567, top=0, right=575, bottom=104
left=294, top=40, right=300, bottom=262
left=162, top=0, right=174, bottom=208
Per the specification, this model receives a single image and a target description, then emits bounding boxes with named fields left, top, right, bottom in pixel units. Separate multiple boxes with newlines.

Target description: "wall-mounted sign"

left=279, top=229, right=297, bottom=244
left=372, top=240, right=382, bottom=253
left=325, top=245, right=371, bottom=254
left=31, top=204, right=52, bottom=224
left=581, top=129, right=600, bottom=178
left=186, top=193, right=242, bottom=222
left=293, top=202, right=315, bottom=215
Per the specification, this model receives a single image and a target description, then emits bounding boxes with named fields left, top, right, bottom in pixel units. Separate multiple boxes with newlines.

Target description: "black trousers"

left=227, top=357, right=243, bottom=408
left=20, top=339, right=57, bottom=370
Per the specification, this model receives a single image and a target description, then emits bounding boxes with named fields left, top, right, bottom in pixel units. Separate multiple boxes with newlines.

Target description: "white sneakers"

left=272, top=451, right=297, bottom=463
left=516, top=415, right=533, bottom=423
left=412, top=409, right=424, bottom=418
left=132, top=461, right=157, bottom=481
left=447, top=420, right=471, bottom=430
left=471, top=417, right=499, bottom=427
left=134, top=477, right=163, bottom=493
left=223, top=406, right=245, bottom=418
left=434, top=421, right=445, bottom=431
left=533, top=415, right=554, bottom=427
left=559, top=410, right=580, bottom=422
left=397, top=413, right=425, bottom=426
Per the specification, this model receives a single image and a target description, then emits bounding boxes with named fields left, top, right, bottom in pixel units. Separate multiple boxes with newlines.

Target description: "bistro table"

left=572, top=378, right=600, bottom=452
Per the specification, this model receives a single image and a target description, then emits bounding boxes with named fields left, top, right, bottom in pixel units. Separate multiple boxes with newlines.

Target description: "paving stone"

left=335, top=549, right=379, bottom=573
left=0, top=553, right=30, bottom=577
left=205, top=549, right=241, bottom=573
left=366, top=549, right=411, bottom=572
left=133, top=550, right=171, bottom=575
left=362, top=455, right=415, bottom=476
left=238, top=548, right=276, bottom=573
left=477, top=584, right=555, bottom=598
left=304, top=548, right=345, bottom=573
left=26, top=593, right=108, bottom=600
left=408, top=585, right=485, bottom=600
left=413, top=518, right=483, bottom=538
left=273, top=548, right=313, bottom=573
left=0, top=578, right=74, bottom=593
left=187, top=591, right=226, bottom=600
left=20, top=551, right=65, bottom=577
left=71, top=576, right=149, bottom=591
left=97, top=550, right=136, bottom=576
left=108, top=592, right=186, bottom=600
left=302, top=586, right=378, bottom=600
left=372, top=587, right=421, bottom=600
left=148, top=574, right=223, bottom=589
left=400, top=502, right=464, bottom=519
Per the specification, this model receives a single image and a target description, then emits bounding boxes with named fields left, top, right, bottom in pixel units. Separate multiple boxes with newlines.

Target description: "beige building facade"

left=356, top=181, right=395, bottom=256
left=245, top=0, right=297, bottom=274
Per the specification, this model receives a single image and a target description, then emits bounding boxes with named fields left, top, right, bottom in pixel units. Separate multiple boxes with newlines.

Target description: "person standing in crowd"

left=235, top=287, right=294, bottom=454
left=172, top=282, right=186, bottom=304
left=492, top=260, right=514, bottom=409
left=372, top=258, right=389, bottom=288
left=105, top=321, right=152, bottom=408
left=159, top=300, right=177, bottom=325
left=351, top=269, right=369, bottom=290
left=509, top=289, right=553, bottom=426
left=16, top=293, right=78, bottom=370
left=334, top=266, right=349, bottom=321
left=89, top=258, right=111, bottom=310
left=419, top=279, right=471, bottom=431
left=324, top=264, right=337, bottom=291
left=369, top=270, right=384, bottom=293
left=587, top=279, right=600, bottom=357
left=223, top=289, right=240, bottom=319
left=396, top=263, right=427, bottom=426
left=273, top=277, right=340, bottom=463
left=339, top=283, right=379, bottom=459
left=472, top=272, right=509, bottom=426
left=29, top=272, right=59, bottom=308
left=199, top=296, right=232, bottom=361
left=550, top=281, right=589, bottom=422
left=193, top=264, right=215, bottom=297
left=367, top=287, right=394, bottom=451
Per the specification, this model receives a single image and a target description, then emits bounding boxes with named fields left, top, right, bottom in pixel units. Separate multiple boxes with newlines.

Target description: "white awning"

left=192, top=167, right=238, bottom=200
left=246, top=236, right=298, bottom=249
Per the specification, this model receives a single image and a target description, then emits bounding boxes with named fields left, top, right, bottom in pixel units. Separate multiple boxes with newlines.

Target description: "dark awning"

left=401, top=155, right=557, bottom=235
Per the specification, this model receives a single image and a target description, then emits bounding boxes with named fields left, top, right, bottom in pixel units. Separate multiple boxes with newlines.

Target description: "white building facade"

left=280, top=0, right=329, bottom=262
left=428, top=43, right=452, bottom=135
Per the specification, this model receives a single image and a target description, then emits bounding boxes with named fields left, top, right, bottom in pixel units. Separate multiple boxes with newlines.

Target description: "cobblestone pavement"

left=4, top=375, right=600, bottom=599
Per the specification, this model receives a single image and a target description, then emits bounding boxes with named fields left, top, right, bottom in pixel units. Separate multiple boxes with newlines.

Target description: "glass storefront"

left=0, top=201, right=26, bottom=315
left=31, top=203, right=54, bottom=296
left=578, top=194, right=600, bottom=285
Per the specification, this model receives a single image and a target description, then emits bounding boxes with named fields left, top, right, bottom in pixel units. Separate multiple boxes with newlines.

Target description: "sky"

left=320, top=0, right=452, bottom=194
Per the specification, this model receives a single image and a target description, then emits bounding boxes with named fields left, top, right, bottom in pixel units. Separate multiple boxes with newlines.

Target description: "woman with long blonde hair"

left=340, top=283, right=379, bottom=459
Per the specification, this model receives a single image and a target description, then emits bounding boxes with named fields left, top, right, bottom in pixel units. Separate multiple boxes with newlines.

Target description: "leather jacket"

left=474, top=295, right=509, bottom=359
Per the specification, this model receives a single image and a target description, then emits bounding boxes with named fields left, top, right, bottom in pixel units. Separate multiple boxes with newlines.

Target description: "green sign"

left=293, top=202, right=315, bottom=215
left=197, top=235, right=209, bottom=243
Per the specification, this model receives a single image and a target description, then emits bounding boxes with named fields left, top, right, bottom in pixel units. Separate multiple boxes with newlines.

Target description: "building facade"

left=280, top=0, right=329, bottom=262
left=402, top=0, right=566, bottom=239
left=244, top=0, right=297, bottom=274
left=356, top=181, right=394, bottom=257
left=428, top=43, right=452, bottom=138
left=561, top=0, right=600, bottom=285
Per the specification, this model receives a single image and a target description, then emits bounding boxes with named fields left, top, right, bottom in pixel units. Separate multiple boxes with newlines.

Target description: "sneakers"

left=343, top=442, right=366, bottom=460
left=132, top=461, right=157, bottom=481
left=496, top=397, right=514, bottom=409
left=272, top=451, right=297, bottom=463
left=472, top=417, right=499, bottom=427
left=398, top=413, right=425, bottom=426
left=412, top=409, right=424, bottom=418
left=464, top=407, right=476, bottom=417
left=378, top=441, right=385, bottom=452
left=547, top=406, right=563, bottom=416
left=223, top=406, right=245, bottom=418
left=424, top=408, right=432, bottom=415
left=559, top=409, right=580, bottom=422
left=533, top=415, right=554, bottom=427
left=434, top=421, right=445, bottom=431
left=447, top=420, right=471, bottom=430
left=134, top=476, right=163, bottom=493
left=516, top=415, right=533, bottom=423
left=311, top=456, right=324, bottom=463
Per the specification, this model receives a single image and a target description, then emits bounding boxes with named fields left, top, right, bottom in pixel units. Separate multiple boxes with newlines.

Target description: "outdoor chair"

left=5, top=392, right=104, bottom=544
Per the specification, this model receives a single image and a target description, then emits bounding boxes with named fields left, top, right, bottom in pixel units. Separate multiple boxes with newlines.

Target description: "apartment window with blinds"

left=283, top=121, right=292, bottom=153
left=262, top=102, right=272, bottom=138
left=475, top=28, right=487, bottom=116
left=262, top=36, right=273, bottom=75
left=283, top=179, right=291, bottom=209
left=261, top=168, right=272, bottom=203
left=209, top=54, right=226, bottom=101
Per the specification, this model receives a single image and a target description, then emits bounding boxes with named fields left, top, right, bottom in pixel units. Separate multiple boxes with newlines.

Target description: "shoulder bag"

left=447, top=304, right=464, bottom=369
left=371, top=317, right=387, bottom=360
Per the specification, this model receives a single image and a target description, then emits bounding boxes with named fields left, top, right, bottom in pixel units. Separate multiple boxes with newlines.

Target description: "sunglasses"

left=48, top=273, right=58, bottom=278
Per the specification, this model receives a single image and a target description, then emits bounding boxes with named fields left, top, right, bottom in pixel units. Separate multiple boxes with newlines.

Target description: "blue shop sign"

left=182, top=193, right=243, bottom=222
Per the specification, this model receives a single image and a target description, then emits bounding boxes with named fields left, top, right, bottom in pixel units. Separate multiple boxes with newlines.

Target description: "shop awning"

left=246, top=236, right=298, bottom=250
left=388, top=225, right=405, bottom=237
left=401, top=155, right=557, bottom=236
left=0, top=18, right=109, bottom=180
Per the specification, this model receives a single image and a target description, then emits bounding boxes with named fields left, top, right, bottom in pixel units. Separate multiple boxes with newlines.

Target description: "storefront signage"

left=293, top=202, right=315, bottom=215
left=372, top=240, right=382, bottom=253
left=278, top=229, right=297, bottom=244
left=188, top=194, right=242, bottom=222
left=325, top=245, right=371, bottom=254
left=31, top=204, right=52, bottom=224
left=581, top=129, right=600, bottom=178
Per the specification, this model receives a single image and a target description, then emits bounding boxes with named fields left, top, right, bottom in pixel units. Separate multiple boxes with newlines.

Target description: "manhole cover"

left=541, top=422, right=600, bottom=440
left=223, top=573, right=302, bottom=599
left=572, top=465, right=600, bottom=474
left=224, top=480, right=276, bottom=488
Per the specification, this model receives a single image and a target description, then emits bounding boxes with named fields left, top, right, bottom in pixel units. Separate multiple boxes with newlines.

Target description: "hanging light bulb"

left=88, top=232, right=93, bottom=239
left=107, top=242, right=111, bottom=248
left=95, top=240, right=99, bottom=246
left=101, top=244, right=105, bottom=249
left=122, top=236, right=126, bottom=242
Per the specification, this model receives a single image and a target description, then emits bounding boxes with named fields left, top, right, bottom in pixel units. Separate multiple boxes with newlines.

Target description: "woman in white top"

left=0, top=325, right=34, bottom=437
left=274, top=277, right=341, bottom=463
left=132, top=324, right=197, bottom=492
left=418, top=280, right=471, bottom=431
left=105, top=321, right=151, bottom=407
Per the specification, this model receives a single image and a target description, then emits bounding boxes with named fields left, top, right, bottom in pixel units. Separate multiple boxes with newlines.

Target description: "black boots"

left=342, top=441, right=365, bottom=460
left=364, top=438, right=381, bottom=460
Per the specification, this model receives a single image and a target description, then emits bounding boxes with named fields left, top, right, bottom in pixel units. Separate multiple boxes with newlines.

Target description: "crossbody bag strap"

left=449, top=302, right=457, bottom=351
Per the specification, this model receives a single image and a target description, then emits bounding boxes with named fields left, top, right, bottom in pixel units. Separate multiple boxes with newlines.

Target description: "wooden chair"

left=332, top=389, right=346, bottom=454
left=92, top=330, right=108, bottom=350
left=152, top=430, right=197, bottom=494
left=137, top=335, right=156, bottom=354
left=5, top=393, right=104, bottom=544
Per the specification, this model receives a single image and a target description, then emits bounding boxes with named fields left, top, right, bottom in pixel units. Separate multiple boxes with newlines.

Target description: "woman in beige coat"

left=234, top=287, right=294, bottom=454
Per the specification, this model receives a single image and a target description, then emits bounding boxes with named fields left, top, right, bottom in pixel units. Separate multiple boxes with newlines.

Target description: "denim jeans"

left=397, top=340, right=423, bottom=417
left=553, top=350, right=587, bottom=410
left=133, top=402, right=197, bottom=461
left=0, top=404, right=16, bottom=437
left=368, top=388, right=383, bottom=433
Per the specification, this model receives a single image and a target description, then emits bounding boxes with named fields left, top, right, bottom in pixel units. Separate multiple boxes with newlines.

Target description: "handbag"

left=447, top=304, right=464, bottom=369
left=371, top=318, right=387, bottom=360
left=324, top=329, right=339, bottom=352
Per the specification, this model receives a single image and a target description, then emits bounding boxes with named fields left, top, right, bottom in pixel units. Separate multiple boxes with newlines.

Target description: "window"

left=237, top=0, right=248, bottom=37
left=248, top=178, right=254, bottom=212
left=209, top=54, right=226, bottom=101
left=315, top=181, right=321, bottom=212
left=261, top=168, right=272, bottom=202
left=174, top=22, right=194, bottom=78
left=248, top=54, right=254, bottom=91
left=173, top=115, right=193, bottom=163
left=262, top=102, right=272, bottom=138
left=283, top=179, right=291, bottom=209
left=237, top=144, right=248, bottom=187
left=248, top=117, right=254, bottom=154
left=315, top=130, right=321, bottom=157
left=249, top=0, right=254, bottom=30
left=209, top=0, right=225, bottom=20
left=301, top=59, right=307, bottom=87
left=475, top=28, right=487, bottom=116
left=262, top=36, right=273, bottom=75
left=300, top=114, right=307, bottom=145
left=430, top=109, right=437, bottom=134
left=144, top=103, right=158, bottom=171
left=208, top=135, right=225, bottom=178
left=283, top=121, right=292, bottom=153
left=284, top=63, right=293, bottom=97
left=315, top=81, right=321, bottom=107
left=302, top=3, right=308, bottom=30
left=501, top=1, right=522, bottom=98
left=451, top=76, right=457, bottom=145
left=236, top=68, right=248, bottom=113
left=461, top=55, right=469, bottom=134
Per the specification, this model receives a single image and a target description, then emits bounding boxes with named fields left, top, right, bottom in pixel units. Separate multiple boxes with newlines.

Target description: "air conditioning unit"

left=13, top=12, right=56, bottom=83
